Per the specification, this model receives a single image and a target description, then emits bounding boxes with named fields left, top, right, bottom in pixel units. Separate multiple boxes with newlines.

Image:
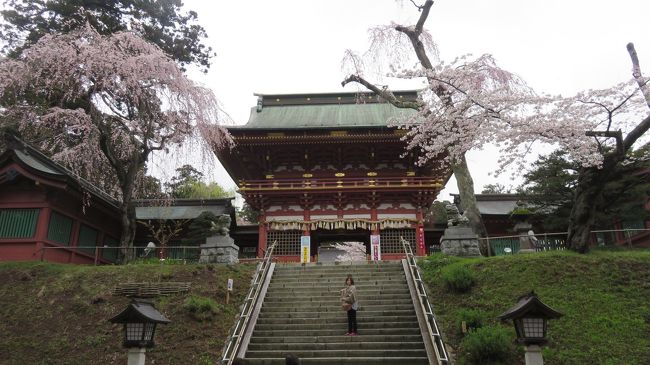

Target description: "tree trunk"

left=119, top=203, right=137, bottom=262
left=116, top=158, right=145, bottom=263
left=452, top=154, right=488, bottom=254
left=567, top=161, right=617, bottom=253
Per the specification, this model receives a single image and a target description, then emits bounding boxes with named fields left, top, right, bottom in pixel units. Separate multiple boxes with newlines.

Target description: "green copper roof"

left=232, top=91, right=418, bottom=130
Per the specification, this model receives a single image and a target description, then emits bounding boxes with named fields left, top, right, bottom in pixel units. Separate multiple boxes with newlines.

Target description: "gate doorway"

left=312, top=229, right=369, bottom=263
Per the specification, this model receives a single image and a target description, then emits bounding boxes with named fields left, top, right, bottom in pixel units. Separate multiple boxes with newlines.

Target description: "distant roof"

left=0, top=133, right=120, bottom=209
left=452, top=193, right=523, bottom=215
left=135, top=198, right=234, bottom=220
left=231, top=91, right=418, bottom=130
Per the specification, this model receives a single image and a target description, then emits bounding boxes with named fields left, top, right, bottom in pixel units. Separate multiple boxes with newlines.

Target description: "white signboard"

left=301, top=236, right=311, bottom=263
left=227, top=278, right=234, bottom=291
left=370, top=234, right=381, bottom=261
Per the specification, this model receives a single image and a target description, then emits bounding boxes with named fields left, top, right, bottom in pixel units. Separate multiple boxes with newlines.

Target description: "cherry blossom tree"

left=342, top=0, right=650, bottom=253
left=334, top=241, right=367, bottom=263
left=0, top=24, right=231, bottom=260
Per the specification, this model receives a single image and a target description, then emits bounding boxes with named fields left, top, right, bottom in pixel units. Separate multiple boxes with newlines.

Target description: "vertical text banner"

left=370, top=234, right=381, bottom=261
left=300, top=236, right=311, bottom=263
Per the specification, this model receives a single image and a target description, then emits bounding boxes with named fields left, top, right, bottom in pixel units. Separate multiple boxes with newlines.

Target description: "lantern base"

left=127, top=347, right=146, bottom=365
left=524, top=344, right=544, bottom=365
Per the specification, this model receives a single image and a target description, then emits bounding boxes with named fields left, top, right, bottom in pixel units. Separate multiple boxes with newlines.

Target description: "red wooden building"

left=0, top=135, right=122, bottom=264
left=217, top=91, right=451, bottom=261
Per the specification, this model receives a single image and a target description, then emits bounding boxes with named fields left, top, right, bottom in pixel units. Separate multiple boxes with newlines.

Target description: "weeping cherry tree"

left=0, top=24, right=231, bottom=260
left=342, top=0, right=650, bottom=253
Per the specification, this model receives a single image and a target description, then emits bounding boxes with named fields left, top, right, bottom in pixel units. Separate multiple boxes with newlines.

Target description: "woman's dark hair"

left=285, top=354, right=300, bottom=365
left=345, top=275, right=354, bottom=285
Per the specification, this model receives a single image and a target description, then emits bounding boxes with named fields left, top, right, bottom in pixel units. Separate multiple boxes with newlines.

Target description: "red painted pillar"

left=416, top=210, right=426, bottom=256
left=370, top=207, right=379, bottom=261
left=34, top=207, right=51, bottom=260
left=303, top=209, right=312, bottom=262
left=69, top=219, right=80, bottom=263
left=258, top=214, right=267, bottom=259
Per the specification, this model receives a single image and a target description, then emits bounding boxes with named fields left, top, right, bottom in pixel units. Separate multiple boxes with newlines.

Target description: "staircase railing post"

left=401, top=236, right=450, bottom=365
left=220, top=241, right=277, bottom=365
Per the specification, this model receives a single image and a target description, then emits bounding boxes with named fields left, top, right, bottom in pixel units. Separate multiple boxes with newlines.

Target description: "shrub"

left=455, top=308, right=486, bottom=334
left=183, top=295, right=220, bottom=321
left=442, top=265, right=476, bottom=293
left=460, top=326, right=512, bottom=365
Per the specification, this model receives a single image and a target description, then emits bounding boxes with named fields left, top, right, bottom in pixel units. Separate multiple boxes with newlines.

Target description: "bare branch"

left=622, top=114, right=650, bottom=152
left=628, top=42, right=650, bottom=109
left=585, top=130, right=623, bottom=155
left=414, top=0, right=434, bottom=34
left=409, top=0, right=424, bottom=10
left=341, top=74, right=424, bottom=109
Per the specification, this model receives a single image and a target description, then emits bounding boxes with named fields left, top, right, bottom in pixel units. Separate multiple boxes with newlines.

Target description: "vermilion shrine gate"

left=217, top=91, right=450, bottom=261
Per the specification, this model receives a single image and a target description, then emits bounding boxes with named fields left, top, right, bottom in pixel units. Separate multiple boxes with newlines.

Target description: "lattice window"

left=380, top=228, right=416, bottom=254
left=47, top=211, right=73, bottom=245
left=267, top=230, right=302, bottom=256
left=77, top=224, right=98, bottom=255
left=0, top=209, right=39, bottom=238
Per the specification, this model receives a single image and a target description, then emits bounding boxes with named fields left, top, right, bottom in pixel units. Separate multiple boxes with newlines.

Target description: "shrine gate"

left=217, top=91, right=450, bottom=261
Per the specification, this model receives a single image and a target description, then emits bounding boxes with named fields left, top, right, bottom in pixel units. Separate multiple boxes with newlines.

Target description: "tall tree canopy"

left=0, top=25, right=230, bottom=259
left=165, top=164, right=233, bottom=199
left=519, top=149, right=650, bottom=232
left=0, top=0, right=213, bottom=71
left=342, top=0, right=650, bottom=253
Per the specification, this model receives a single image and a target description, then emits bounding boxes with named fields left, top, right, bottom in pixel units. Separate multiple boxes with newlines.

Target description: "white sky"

left=175, top=0, right=650, bottom=201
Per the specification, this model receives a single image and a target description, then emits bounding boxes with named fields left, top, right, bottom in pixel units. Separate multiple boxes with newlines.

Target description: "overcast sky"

left=176, top=0, right=650, bottom=200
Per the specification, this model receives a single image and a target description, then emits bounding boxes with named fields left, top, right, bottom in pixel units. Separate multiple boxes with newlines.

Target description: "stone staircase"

left=242, top=261, right=429, bottom=364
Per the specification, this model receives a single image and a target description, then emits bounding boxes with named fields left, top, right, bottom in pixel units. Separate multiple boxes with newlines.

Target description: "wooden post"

left=226, top=278, right=233, bottom=304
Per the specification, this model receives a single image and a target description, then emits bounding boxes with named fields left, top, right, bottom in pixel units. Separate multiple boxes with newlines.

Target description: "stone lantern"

left=499, top=292, right=562, bottom=365
left=109, top=299, right=171, bottom=365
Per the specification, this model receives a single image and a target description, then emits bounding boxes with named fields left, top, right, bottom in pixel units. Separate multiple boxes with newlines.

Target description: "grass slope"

left=421, top=250, right=650, bottom=365
left=0, top=262, right=255, bottom=365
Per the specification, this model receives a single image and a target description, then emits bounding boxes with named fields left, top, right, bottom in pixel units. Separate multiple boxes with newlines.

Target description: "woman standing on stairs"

left=341, top=275, right=358, bottom=335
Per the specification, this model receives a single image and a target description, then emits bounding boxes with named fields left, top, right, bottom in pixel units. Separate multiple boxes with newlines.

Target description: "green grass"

left=421, top=250, right=650, bottom=365
left=0, top=261, right=256, bottom=365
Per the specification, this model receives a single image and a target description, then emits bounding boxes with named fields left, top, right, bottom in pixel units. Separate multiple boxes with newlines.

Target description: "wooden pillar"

left=258, top=214, right=267, bottom=259
left=416, top=210, right=426, bottom=256
left=69, top=219, right=80, bottom=263
left=370, top=207, right=379, bottom=235
left=34, top=206, right=51, bottom=260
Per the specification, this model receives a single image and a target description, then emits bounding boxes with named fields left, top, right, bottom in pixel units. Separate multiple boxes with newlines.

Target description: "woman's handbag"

left=341, top=302, right=352, bottom=311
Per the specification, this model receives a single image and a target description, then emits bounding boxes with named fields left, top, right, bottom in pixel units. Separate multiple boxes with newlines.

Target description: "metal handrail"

left=401, top=237, right=449, bottom=365
left=220, top=241, right=276, bottom=365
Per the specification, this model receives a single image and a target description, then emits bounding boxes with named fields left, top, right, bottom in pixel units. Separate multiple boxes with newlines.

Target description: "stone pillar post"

left=199, top=235, right=239, bottom=264
left=524, top=344, right=544, bottom=365
left=127, top=348, right=146, bottom=365
left=440, top=226, right=482, bottom=257
left=514, top=221, right=535, bottom=252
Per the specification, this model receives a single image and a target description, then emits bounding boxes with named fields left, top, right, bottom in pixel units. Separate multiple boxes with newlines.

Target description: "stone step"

left=247, top=341, right=424, bottom=351
left=250, top=327, right=422, bottom=337
left=275, top=261, right=402, bottom=271
left=258, top=309, right=415, bottom=319
left=252, top=321, right=419, bottom=331
left=270, top=279, right=406, bottom=285
left=261, top=299, right=414, bottom=308
left=242, top=357, right=428, bottom=365
left=248, top=334, right=424, bottom=344
left=246, top=349, right=427, bottom=358
left=265, top=288, right=410, bottom=296
left=256, top=315, right=417, bottom=325
left=259, top=303, right=413, bottom=312
left=263, top=294, right=411, bottom=303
